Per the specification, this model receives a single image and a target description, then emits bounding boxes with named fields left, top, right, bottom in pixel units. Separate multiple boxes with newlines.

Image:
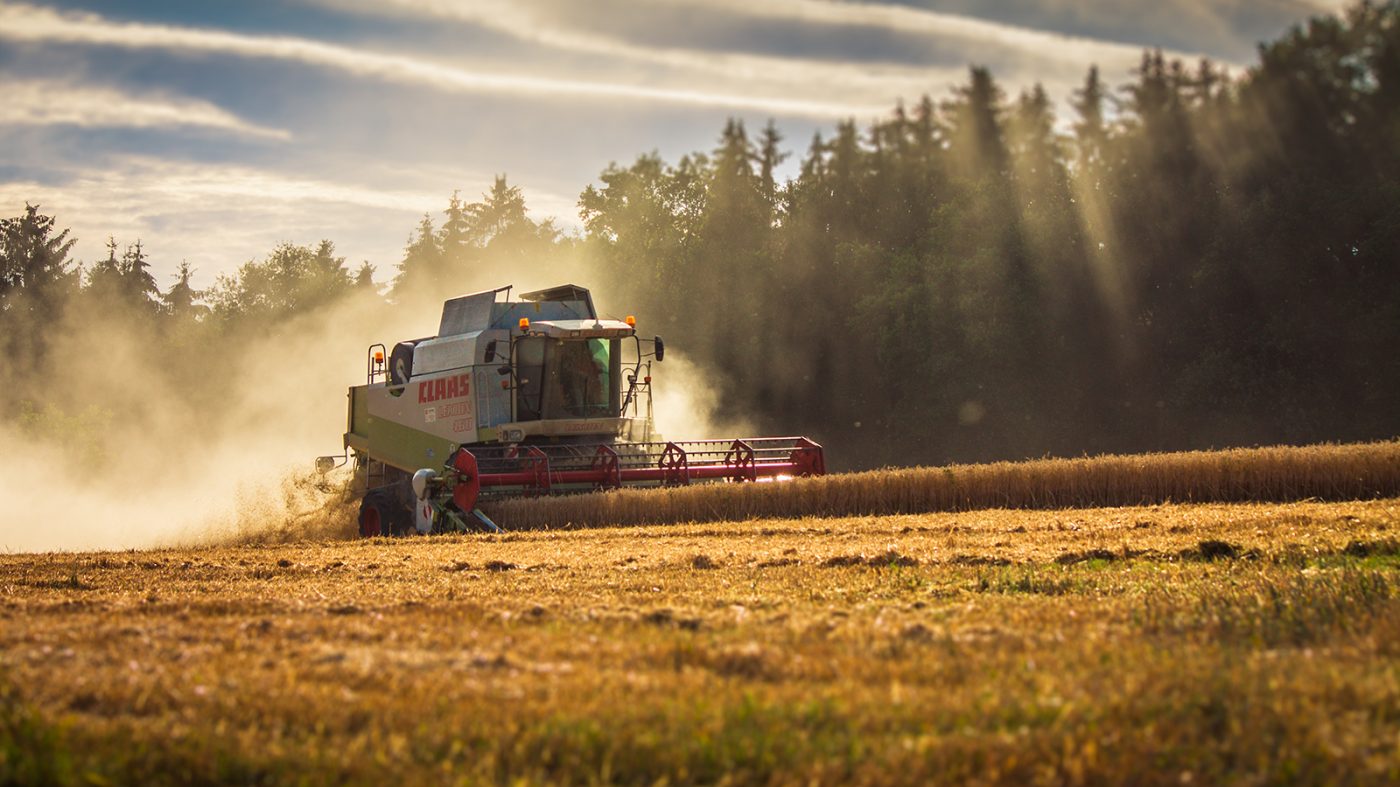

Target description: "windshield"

left=515, top=338, right=617, bottom=422
left=546, top=339, right=612, bottom=418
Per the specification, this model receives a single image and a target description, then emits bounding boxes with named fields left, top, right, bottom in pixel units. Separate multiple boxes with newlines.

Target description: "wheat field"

left=4, top=493, right=1400, bottom=784
left=483, top=440, right=1400, bottom=529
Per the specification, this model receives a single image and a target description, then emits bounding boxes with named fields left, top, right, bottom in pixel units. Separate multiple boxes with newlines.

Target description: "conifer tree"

left=0, top=204, right=78, bottom=383
left=0, top=204, right=78, bottom=307
left=392, top=214, right=444, bottom=298
left=84, top=237, right=125, bottom=299
left=119, top=240, right=160, bottom=312
left=1070, top=66, right=1109, bottom=169
left=941, top=66, right=1009, bottom=180
left=757, top=120, right=787, bottom=214
left=161, top=261, right=205, bottom=320
left=354, top=261, right=377, bottom=291
left=439, top=190, right=473, bottom=260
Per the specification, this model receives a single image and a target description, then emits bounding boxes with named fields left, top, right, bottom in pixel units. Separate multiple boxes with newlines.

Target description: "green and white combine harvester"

left=319, top=284, right=826, bottom=536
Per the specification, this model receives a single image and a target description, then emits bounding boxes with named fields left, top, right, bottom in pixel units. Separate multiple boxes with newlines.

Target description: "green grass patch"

left=1136, top=569, right=1398, bottom=647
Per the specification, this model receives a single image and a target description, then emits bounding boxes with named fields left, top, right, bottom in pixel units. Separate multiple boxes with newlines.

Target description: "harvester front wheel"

left=358, top=489, right=400, bottom=538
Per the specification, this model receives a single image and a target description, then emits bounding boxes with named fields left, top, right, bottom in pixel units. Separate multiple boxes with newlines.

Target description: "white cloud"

left=643, top=0, right=1214, bottom=66
left=0, top=2, right=888, bottom=118
left=329, top=0, right=1208, bottom=71
left=0, top=78, right=289, bottom=139
left=320, top=0, right=968, bottom=101
left=0, top=157, right=576, bottom=286
left=898, top=0, right=1347, bottom=62
left=310, top=0, right=1239, bottom=117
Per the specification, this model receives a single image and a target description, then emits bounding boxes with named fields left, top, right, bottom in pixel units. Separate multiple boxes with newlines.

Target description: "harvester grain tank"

left=326, top=285, right=825, bottom=536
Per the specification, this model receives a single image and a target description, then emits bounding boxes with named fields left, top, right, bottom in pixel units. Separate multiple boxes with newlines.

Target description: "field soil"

left=4, top=498, right=1400, bottom=784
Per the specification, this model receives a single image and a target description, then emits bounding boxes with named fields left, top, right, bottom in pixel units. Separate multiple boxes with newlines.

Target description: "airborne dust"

left=0, top=260, right=734, bottom=553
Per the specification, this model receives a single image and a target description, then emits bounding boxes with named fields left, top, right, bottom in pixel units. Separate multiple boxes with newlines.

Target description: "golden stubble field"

left=4, top=498, right=1400, bottom=785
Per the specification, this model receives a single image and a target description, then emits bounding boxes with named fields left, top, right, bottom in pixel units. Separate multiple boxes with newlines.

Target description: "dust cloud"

left=647, top=352, right=756, bottom=442
left=1, top=293, right=412, bottom=553
left=0, top=258, right=737, bottom=553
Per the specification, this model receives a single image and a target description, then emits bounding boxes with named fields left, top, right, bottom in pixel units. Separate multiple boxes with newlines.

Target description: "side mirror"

left=484, top=340, right=498, bottom=363
left=654, top=336, right=665, bottom=362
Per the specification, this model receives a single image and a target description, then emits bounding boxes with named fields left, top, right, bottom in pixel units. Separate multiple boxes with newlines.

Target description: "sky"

left=0, top=0, right=1349, bottom=289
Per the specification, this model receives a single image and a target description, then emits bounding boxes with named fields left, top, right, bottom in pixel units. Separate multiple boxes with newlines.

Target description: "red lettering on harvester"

left=415, top=374, right=473, bottom=404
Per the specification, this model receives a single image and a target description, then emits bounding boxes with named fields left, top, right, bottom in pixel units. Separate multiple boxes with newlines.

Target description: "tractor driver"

left=558, top=340, right=605, bottom=417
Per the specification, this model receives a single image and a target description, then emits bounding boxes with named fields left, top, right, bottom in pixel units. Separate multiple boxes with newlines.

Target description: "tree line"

left=578, top=2, right=1400, bottom=465
left=3, top=2, right=1396, bottom=468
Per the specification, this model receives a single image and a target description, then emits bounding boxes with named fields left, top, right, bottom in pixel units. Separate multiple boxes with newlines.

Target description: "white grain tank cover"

left=439, top=288, right=507, bottom=337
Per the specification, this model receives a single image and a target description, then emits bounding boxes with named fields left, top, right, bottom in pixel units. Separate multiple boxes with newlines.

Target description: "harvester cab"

left=329, top=284, right=825, bottom=537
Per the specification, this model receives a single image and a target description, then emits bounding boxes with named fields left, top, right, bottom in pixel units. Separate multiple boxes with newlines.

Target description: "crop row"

left=483, top=440, right=1400, bottom=529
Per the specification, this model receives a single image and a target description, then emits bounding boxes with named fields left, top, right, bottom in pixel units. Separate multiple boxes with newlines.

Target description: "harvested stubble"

left=483, top=440, right=1400, bottom=529
left=2, top=498, right=1399, bottom=785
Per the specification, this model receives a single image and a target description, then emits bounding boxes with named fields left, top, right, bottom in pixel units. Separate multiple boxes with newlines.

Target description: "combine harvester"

left=321, top=285, right=826, bottom=536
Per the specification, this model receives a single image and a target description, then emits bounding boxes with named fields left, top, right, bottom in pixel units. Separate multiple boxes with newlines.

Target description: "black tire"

left=359, top=488, right=409, bottom=537
left=389, top=342, right=417, bottom=387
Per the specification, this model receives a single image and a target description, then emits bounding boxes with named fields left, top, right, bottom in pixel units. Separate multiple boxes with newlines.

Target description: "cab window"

left=514, top=337, right=545, bottom=421
left=549, top=339, right=612, bottom=418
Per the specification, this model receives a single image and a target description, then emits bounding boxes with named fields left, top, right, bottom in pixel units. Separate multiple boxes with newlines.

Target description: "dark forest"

left=3, top=2, right=1397, bottom=470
